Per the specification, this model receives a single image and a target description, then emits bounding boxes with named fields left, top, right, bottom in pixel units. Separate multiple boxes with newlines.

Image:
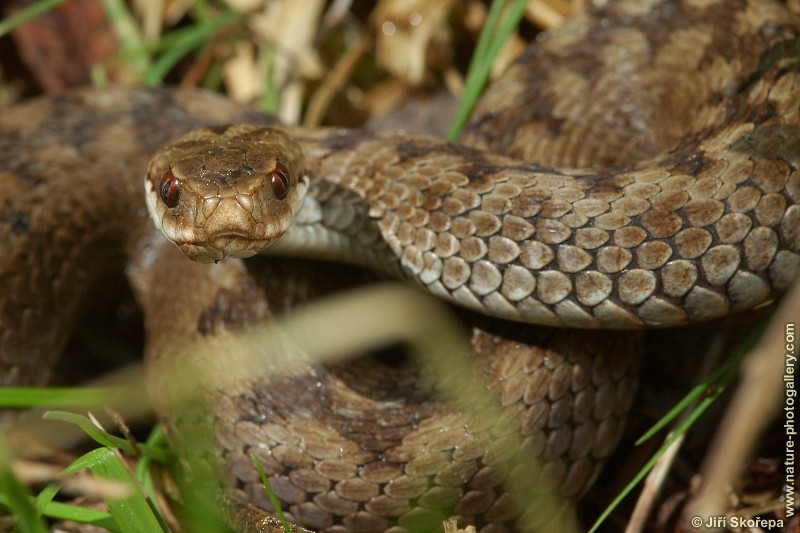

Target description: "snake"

left=1, top=0, right=799, bottom=531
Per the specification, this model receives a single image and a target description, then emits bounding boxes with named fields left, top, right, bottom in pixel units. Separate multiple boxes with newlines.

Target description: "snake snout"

left=179, top=235, right=270, bottom=263
left=178, top=193, right=292, bottom=262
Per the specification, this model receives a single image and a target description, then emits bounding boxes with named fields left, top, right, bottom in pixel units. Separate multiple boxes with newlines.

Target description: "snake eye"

left=160, top=171, right=180, bottom=208
left=270, top=162, right=290, bottom=200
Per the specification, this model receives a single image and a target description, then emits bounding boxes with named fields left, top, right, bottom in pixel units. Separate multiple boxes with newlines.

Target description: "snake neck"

left=267, top=180, right=403, bottom=278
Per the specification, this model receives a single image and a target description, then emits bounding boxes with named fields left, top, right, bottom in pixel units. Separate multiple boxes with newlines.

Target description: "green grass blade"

left=0, top=439, right=48, bottom=533
left=0, top=479, right=127, bottom=531
left=43, top=411, right=171, bottom=463
left=39, top=497, right=120, bottom=531
left=65, top=448, right=166, bottom=533
left=32, top=483, right=60, bottom=516
left=99, top=0, right=149, bottom=78
left=469, top=0, right=510, bottom=80
left=0, top=386, right=129, bottom=408
left=589, top=321, right=766, bottom=532
left=448, top=0, right=528, bottom=140
left=0, top=0, right=67, bottom=37
left=44, top=412, right=135, bottom=452
left=142, top=11, right=239, bottom=86
left=0, top=492, right=121, bottom=530
left=191, top=0, right=213, bottom=22
left=260, top=44, right=280, bottom=114
left=135, top=426, right=171, bottom=514
left=251, top=454, right=292, bottom=533
left=587, top=386, right=728, bottom=533
left=42, top=501, right=119, bottom=530
left=636, top=321, right=765, bottom=444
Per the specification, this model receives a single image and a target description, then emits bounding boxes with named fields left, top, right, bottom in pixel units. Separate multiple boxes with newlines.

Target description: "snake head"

left=145, top=125, right=308, bottom=263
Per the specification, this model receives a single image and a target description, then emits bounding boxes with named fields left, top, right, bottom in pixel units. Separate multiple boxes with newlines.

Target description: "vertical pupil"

left=271, top=163, right=290, bottom=200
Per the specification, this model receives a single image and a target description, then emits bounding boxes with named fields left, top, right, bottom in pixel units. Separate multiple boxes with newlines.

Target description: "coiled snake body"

left=2, top=1, right=800, bottom=531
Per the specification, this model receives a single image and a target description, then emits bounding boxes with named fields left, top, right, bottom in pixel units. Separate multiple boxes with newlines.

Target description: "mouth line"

left=173, top=234, right=257, bottom=250
left=206, top=230, right=259, bottom=241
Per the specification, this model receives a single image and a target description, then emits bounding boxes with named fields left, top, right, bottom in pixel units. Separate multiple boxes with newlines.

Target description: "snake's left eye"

left=160, top=171, right=180, bottom=208
left=270, top=162, right=290, bottom=200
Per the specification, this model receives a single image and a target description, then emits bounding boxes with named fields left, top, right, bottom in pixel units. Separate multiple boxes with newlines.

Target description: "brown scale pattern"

left=0, top=89, right=272, bottom=385
left=274, top=0, right=800, bottom=331
left=212, top=325, right=639, bottom=532
left=291, top=121, right=799, bottom=329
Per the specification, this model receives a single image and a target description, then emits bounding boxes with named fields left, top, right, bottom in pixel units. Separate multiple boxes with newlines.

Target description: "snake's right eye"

left=160, top=171, right=180, bottom=208
left=270, top=162, right=290, bottom=200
